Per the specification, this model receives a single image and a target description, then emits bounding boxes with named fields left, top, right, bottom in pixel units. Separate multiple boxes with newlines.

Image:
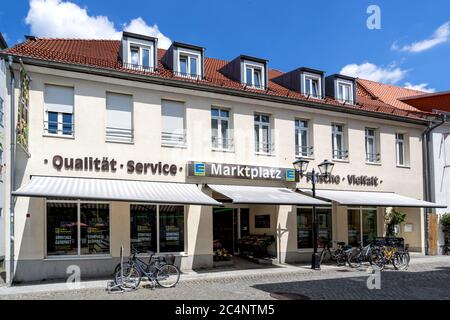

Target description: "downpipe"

left=422, top=114, right=446, bottom=255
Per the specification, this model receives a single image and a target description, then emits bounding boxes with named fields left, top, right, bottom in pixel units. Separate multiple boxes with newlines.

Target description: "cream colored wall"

left=5, top=65, right=427, bottom=263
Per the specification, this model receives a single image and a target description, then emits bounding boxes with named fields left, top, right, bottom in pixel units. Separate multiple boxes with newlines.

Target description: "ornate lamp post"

left=293, top=158, right=334, bottom=270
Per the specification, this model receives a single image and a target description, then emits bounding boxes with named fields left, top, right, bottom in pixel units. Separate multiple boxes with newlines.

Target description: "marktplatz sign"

left=187, top=161, right=298, bottom=182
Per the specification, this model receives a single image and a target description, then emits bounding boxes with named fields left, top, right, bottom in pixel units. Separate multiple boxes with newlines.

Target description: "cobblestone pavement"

left=1, top=259, right=449, bottom=300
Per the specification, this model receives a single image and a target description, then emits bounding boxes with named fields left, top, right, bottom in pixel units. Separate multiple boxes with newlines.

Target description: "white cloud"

left=25, top=0, right=171, bottom=48
left=404, top=82, right=436, bottom=93
left=392, top=21, right=450, bottom=53
left=340, top=62, right=407, bottom=84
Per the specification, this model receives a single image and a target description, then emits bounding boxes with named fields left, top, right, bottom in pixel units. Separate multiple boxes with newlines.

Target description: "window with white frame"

left=161, top=100, right=186, bottom=146
left=295, top=119, right=313, bottom=157
left=254, top=113, right=272, bottom=154
left=244, top=62, right=264, bottom=89
left=303, top=74, right=321, bottom=98
left=46, top=200, right=110, bottom=256
left=337, top=81, right=353, bottom=104
left=178, top=49, right=201, bottom=78
left=365, top=128, right=379, bottom=163
left=128, top=44, right=153, bottom=70
left=44, top=85, right=74, bottom=136
left=396, top=133, right=409, bottom=166
left=332, top=124, right=348, bottom=160
left=130, top=204, right=185, bottom=253
left=106, top=93, right=133, bottom=143
left=211, top=108, right=232, bottom=150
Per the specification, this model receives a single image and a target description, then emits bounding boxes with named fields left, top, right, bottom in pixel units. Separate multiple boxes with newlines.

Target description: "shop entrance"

left=213, top=208, right=249, bottom=257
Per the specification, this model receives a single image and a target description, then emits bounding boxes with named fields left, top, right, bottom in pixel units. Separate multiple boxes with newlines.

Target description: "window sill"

left=297, top=248, right=313, bottom=253
left=296, top=155, right=314, bottom=160
left=366, top=162, right=382, bottom=166
left=162, top=143, right=187, bottom=149
left=106, top=139, right=134, bottom=145
left=396, top=165, right=411, bottom=169
left=332, top=158, right=349, bottom=163
left=43, top=134, right=75, bottom=140
left=255, top=152, right=276, bottom=157
left=212, top=148, right=234, bottom=153
left=44, top=254, right=112, bottom=261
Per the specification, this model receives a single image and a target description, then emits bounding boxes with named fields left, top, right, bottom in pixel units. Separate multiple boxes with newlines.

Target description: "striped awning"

left=208, top=184, right=329, bottom=205
left=299, top=189, right=446, bottom=208
left=13, top=176, right=221, bottom=206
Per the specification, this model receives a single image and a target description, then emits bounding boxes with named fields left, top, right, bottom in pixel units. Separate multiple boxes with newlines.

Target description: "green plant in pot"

left=385, top=208, right=406, bottom=237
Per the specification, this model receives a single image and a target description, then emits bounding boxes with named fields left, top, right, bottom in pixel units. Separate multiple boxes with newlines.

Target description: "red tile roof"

left=400, top=91, right=450, bottom=113
left=1, top=38, right=429, bottom=121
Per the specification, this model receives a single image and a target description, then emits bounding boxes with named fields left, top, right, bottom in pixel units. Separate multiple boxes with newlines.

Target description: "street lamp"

left=293, top=158, right=334, bottom=270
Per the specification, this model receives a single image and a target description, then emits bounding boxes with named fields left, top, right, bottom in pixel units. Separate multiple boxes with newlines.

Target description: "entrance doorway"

left=347, top=207, right=378, bottom=246
left=213, top=208, right=249, bottom=255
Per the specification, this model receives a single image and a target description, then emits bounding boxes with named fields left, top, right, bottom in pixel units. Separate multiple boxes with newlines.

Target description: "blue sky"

left=1, top=0, right=449, bottom=92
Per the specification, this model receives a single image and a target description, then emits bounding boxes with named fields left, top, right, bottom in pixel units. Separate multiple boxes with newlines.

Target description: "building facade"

left=0, top=33, right=443, bottom=283
left=0, top=33, right=8, bottom=263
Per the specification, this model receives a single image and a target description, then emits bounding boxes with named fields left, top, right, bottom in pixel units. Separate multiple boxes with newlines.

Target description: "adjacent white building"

left=0, top=33, right=8, bottom=263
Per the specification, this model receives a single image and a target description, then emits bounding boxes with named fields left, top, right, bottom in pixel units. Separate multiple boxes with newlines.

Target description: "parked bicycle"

left=114, top=249, right=180, bottom=290
left=320, top=241, right=352, bottom=266
left=371, top=239, right=409, bottom=271
left=347, top=242, right=376, bottom=268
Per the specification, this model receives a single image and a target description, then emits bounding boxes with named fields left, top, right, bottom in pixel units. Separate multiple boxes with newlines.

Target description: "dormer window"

left=244, top=61, right=265, bottom=89
left=337, top=80, right=354, bottom=104
left=178, top=52, right=199, bottom=78
left=303, top=73, right=322, bottom=98
left=121, top=32, right=157, bottom=72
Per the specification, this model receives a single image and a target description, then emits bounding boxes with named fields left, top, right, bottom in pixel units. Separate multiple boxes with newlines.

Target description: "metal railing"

left=122, top=63, right=155, bottom=73
left=211, top=136, right=234, bottom=151
left=44, top=120, right=74, bottom=135
left=255, top=142, right=275, bottom=154
left=161, top=131, right=187, bottom=146
left=106, top=126, right=134, bottom=143
left=296, top=145, right=314, bottom=157
left=173, top=71, right=202, bottom=80
left=366, top=152, right=381, bottom=163
left=333, top=149, right=349, bottom=160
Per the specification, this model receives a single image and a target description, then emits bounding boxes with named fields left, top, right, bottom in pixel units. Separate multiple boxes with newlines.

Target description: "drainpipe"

left=6, top=55, right=15, bottom=286
left=422, top=114, right=446, bottom=255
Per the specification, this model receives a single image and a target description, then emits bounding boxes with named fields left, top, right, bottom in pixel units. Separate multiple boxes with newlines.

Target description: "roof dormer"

left=325, top=74, right=357, bottom=105
left=120, top=32, right=158, bottom=72
left=220, top=55, right=268, bottom=89
left=273, top=67, right=325, bottom=99
left=161, top=42, right=205, bottom=79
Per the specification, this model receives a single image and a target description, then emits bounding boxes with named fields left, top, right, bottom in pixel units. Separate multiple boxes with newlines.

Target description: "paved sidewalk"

left=0, top=255, right=449, bottom=299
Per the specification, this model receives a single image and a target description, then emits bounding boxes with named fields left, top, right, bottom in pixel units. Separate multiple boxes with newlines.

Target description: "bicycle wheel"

left=371, top=248, right=386, bottom=271
left=115, top=265, right=141, bottom=291
left=320, top=249, right=331, bottom=264
left=393, top=252, right=408, bottom=270
left=156, top=264, right=180, bottom=288
left=347, top=248, right=362, bottom=268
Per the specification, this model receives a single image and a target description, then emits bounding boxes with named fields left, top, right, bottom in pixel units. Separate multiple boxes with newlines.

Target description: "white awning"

left=299, top=189, right=445, bottom=208
left=13, top=176, right=221, bottom=206
left=208, top=184, right=330, bottom=205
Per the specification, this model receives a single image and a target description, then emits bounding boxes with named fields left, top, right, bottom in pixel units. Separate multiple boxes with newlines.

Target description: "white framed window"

left=211, top=107, right=233, bottom=151
left=161, top=100, right=186, bottom=146
left=254, top=113, right=273, bottom=154
left=295, top=119, right=313, bottom=157
left=178, top=49, right=201, bottom=78
left=365, top=128, right=379, bottom=163
left=332, top=124, right=348, bottom=160
left=44, top=85, right=74, bottom=136
left=396, top=133, right=410, bottom=166
left=337, top=80, right=353, bottom=104
left=106, top=92, right=133, bottom=143
left=303, top=73, right=322, bottom=98
left=128, top=44, right=153, bottom=70
left=244, top=61, right=265, bottom=89
left=45, top=199, right=111, bottom=257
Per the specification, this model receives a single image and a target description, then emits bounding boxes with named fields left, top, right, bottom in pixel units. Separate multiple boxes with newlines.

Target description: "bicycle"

left=320, top=241, right=352, bottom=266
left=347, top=242, right=376, bottom=268
left=114, top=249, right=180, bottom=290
left=371, top=241, right=409, bottom=271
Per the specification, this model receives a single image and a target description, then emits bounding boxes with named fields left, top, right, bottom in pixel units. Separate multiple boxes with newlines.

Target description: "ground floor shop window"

left=130, top=204, right=185, bottom=253
left=347, top=207, right=378, bottom=246
left=46, top=201, right=110, bottom=256
left=297, top=207, right=332, bottom=249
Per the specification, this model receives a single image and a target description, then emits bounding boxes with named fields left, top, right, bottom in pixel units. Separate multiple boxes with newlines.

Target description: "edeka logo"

left=187, top=161, right=298, bottom=182
left=194, top=162, right=206, bottom=176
